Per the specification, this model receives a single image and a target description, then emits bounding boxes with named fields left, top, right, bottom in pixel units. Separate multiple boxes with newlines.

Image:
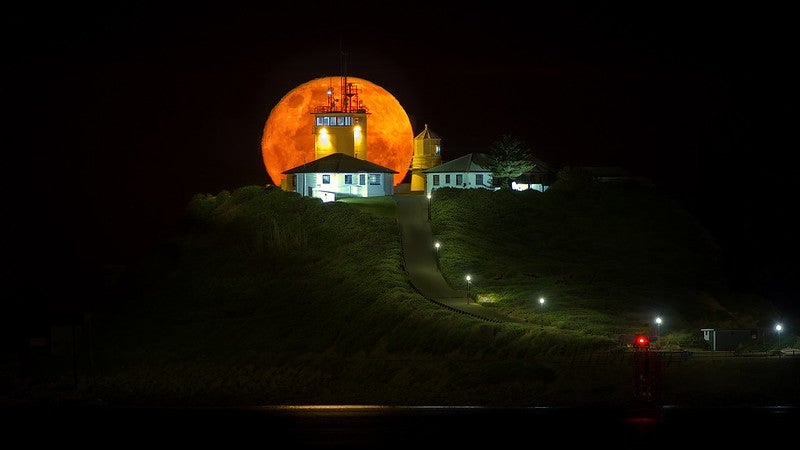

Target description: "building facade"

left=282, top=153, right=396, bottom=202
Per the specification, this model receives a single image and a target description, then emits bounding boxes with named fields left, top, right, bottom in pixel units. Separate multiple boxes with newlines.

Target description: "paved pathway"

left=394, top=194, right=522, bottom=323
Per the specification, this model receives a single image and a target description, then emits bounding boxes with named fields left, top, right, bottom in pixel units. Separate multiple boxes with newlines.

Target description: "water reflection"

left=3, top=404, right=797, bottom=448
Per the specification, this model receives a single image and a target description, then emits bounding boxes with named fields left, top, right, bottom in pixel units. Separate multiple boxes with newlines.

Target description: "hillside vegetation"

left=36, top=178, right=794, bottom=407
left=430, top=174, right=767, bottom=338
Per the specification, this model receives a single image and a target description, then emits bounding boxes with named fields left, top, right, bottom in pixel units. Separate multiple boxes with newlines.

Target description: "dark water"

left=3, top=405, right=797, bottom=448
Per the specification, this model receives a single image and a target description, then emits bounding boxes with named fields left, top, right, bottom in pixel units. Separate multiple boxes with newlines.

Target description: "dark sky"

left=5, top=3, right=797, bottom=316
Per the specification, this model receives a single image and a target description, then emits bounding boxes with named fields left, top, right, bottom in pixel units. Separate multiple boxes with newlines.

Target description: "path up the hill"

left=394, top=194, right=523, bottom=323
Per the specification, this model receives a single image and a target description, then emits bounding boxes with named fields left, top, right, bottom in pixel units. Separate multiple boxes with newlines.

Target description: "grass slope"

left=9, top=180, right=797, bottom=408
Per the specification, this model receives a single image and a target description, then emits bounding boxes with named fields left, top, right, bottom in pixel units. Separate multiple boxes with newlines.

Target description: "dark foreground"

left=3, top=404, right=797, bottom=448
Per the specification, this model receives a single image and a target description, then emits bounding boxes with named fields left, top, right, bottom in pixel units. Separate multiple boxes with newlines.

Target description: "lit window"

left=433, top=175, right=440, bottom=186
left=318, top=128, right=331, bottom=147
left=322, top=174, right=330, bottom=184
left=369, top=174, right=380, bottom=185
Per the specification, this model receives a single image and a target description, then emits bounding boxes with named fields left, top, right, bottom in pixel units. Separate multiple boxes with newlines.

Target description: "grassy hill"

left=429, top=176, right=768, bottom=339
left=5, top=177, right=798, bottom=408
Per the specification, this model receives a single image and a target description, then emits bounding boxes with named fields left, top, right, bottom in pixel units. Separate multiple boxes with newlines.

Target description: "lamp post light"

left=427, top=193, right=432, bottom=220
left=655, top=317, right=662, bottom=339
left=434, top=241, right=440, bottom=256
left=776, top=323, right=783, bottom=351
left=465, top=275, right=471, bottom=303
left=539, top=297, right=545, bottom=329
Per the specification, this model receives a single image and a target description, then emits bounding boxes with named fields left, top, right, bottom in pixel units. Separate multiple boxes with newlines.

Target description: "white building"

left=422, top=153, right=495, bottom=196
left=423, top=152, right=556, bottom=195
left=282, top=153, right=397, bottom=202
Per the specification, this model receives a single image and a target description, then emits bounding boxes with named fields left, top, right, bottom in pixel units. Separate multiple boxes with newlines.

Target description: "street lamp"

left=465, top=275, right=471, bottom=303
left=434, top=241, right=440, bottom=256
left=776, top=323, right=783, bottom=351
left=426, top=193, right=432, bottom=220
left=539, top=297, right=545, bottom=329
left=655, top=316, right=662, bottom=339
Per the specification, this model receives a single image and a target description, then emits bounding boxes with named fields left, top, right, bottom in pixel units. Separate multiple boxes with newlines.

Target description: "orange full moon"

left=261, top=77, right=413, bottom=188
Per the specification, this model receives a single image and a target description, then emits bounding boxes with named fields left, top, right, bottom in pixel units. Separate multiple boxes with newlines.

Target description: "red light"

left=635, top=335, right=649, bottom=347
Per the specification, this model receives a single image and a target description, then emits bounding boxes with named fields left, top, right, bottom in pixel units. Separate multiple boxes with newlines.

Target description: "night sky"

left=5, top=3, right=797, bottom=316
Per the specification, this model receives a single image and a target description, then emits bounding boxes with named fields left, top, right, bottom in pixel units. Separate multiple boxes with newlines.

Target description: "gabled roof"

left=414, top=123, right=441, bottom=140
left=422, top=152, right=492, bottom=173
left=282, top=152, right=398, bottom=174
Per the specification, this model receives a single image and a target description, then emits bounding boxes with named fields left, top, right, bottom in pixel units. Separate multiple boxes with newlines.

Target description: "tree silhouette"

left=487, top=134, right=536, bottom=190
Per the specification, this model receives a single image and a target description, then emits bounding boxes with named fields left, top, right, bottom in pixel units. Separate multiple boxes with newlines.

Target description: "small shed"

left=701, top=328, right=761, bottom=351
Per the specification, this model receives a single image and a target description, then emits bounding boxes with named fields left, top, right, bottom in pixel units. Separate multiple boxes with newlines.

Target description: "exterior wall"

left=366, top=176, right=394, bottom=197
left=512, top=181, right=548, bottom=192
left=411, top=135, right=441, bottom=192
left=291, top=172, right=393, bottom=202
left=425, top=171, right=494, bottom=195
left=410, top=170, right=427, bottom=193
left=424, top=172, right=552, bottom=194
left=313, top=113, right=368, bottom=160
left=293, top=173, right=315, bottom=197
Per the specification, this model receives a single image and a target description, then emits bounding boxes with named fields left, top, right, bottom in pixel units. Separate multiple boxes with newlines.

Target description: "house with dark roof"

left=422, top=153, right=557, bottom=195
left=421, top=153, right=495, bottom=196
left=282, top=152, right=398, bottom=202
